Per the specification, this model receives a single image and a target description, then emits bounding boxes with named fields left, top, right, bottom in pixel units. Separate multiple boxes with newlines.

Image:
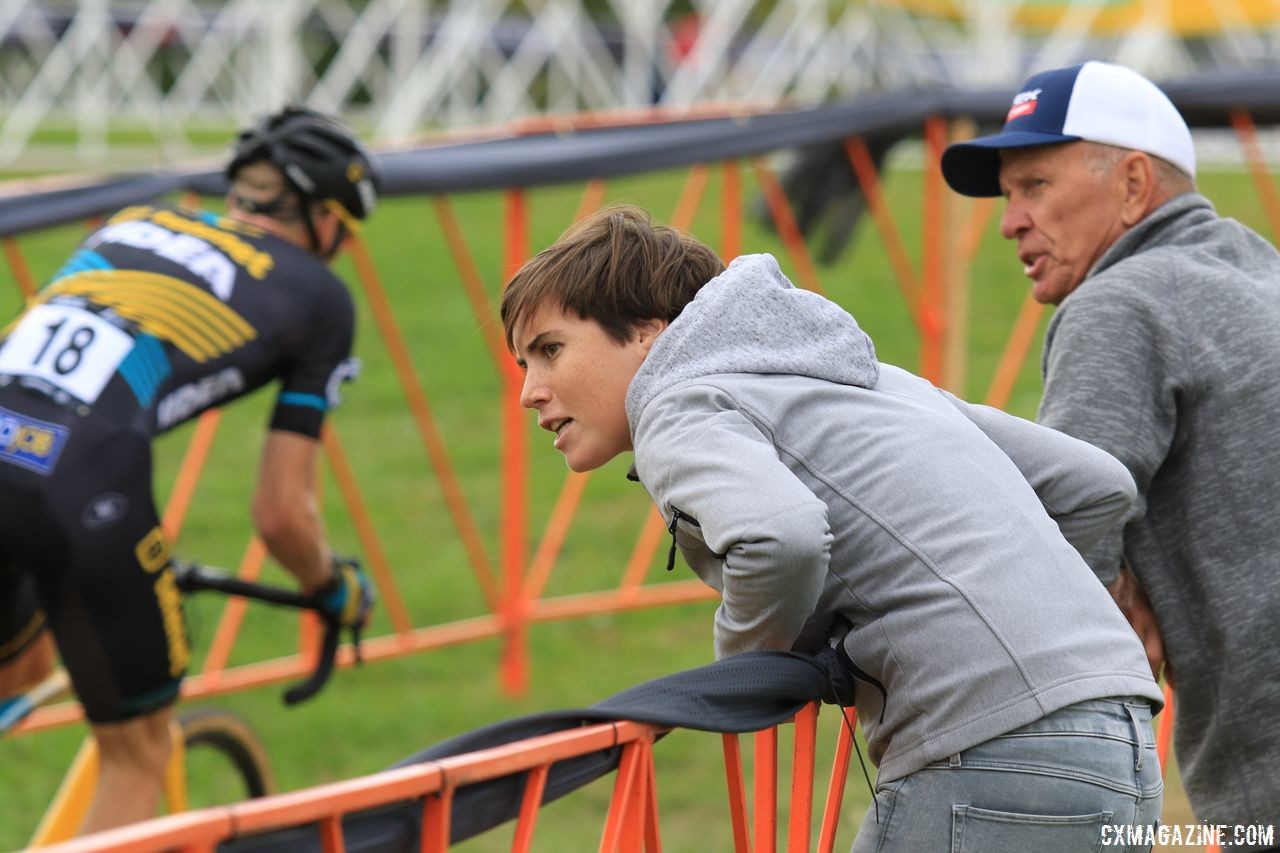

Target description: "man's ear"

left=634, top=317, right=669, bottom=351
left=1119, top=152, right=1157, bottom=227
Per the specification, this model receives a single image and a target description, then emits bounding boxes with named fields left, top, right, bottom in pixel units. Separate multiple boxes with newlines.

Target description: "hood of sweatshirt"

left=625, top=253, right=879, bottom=433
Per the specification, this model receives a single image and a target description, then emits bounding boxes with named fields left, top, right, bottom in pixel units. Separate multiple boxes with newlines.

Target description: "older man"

left=943, top=61, right=1280, bottom=845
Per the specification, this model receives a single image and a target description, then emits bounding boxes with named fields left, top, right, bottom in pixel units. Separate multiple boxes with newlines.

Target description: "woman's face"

left=513, top=302, right=665, bottom=472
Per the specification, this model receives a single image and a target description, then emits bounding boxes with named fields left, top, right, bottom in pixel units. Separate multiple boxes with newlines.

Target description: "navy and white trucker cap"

left=942, top=61, right=1195, bottom=197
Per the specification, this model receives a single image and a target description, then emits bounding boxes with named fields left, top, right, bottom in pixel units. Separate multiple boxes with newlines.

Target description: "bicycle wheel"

left=177, top=707, right=277, bottom=804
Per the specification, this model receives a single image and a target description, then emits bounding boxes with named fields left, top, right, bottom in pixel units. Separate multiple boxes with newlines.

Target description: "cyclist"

left=0, top=106, right=377, bottom=835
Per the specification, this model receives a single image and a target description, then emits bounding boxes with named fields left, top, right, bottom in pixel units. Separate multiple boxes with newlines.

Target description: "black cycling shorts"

left=0, top=393, right=188, bottom=723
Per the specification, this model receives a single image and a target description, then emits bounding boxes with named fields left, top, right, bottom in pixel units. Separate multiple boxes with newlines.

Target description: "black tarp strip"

left=4, top=70, right=1280, bottom=238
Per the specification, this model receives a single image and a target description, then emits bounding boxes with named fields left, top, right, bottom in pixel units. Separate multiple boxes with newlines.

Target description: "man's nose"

left=999, top=199, right=1029, bottom=240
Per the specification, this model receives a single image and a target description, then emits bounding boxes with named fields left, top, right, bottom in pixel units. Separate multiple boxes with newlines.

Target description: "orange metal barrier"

left=34, top=702, right=858, bottom=853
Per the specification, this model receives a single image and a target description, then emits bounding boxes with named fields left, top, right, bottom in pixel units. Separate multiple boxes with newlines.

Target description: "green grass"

left=0, top=165, right=1267, bottom=851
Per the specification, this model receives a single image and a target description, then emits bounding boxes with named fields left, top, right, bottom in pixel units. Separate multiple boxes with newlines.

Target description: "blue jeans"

left=851, top=697, right=1163, bottom=853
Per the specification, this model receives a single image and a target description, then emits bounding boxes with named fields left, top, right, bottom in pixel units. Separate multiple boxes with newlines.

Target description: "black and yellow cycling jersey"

left=0, top=203, right=356, bottom=442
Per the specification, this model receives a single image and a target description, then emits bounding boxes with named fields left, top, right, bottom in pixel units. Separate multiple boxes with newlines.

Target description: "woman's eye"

left=543, top=342, right=561, bottom=358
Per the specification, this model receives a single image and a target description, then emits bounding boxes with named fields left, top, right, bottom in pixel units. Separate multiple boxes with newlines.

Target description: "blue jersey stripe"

left=118, top=333, right=171, bottom=408
left=279, top=392, right=328, bottom=411
left=51, top=249, right=115, bottom=281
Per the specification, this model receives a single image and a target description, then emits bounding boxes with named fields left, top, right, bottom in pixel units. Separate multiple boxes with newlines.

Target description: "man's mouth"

left=1020, top=253, right=1047, bottom=280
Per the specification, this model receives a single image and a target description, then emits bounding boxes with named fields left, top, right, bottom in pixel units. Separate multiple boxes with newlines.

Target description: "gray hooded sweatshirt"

left=626, top=254, right=1162, bottom=784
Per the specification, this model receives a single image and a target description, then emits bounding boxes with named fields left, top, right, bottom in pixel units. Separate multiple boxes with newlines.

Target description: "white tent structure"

left=2, top=0, right=1278, bottom=167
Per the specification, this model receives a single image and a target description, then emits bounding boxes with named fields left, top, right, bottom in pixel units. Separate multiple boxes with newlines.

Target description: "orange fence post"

left=817, top=708, right=856, bottom=853
left=601, top=738, right=646, bottom=853
left=421, top=789, right=454, bottom=853
left=787, top=703, right=819, bottom=853
left=318, top=813, right=345, bottom=853
left=501, top=188, right=531, bottom=695
left=723, top=733, right=753, bottom=853
left=754, top=727, right=778, bottom=853
left=512, top=764, right=551, bottom=853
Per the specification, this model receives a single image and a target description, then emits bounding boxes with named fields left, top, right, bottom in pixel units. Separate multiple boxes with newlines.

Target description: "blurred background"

left=2, top=0, right=1279, bottom=171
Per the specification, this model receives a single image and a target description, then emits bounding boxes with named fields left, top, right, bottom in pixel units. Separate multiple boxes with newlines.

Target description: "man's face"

left=513, top=302, right=661, bottom=473
left=997, top=142, right=1130, bottom=305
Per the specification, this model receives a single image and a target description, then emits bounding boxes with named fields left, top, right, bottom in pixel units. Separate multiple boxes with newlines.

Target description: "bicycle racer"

left=0, top=106, right=377, bottom=835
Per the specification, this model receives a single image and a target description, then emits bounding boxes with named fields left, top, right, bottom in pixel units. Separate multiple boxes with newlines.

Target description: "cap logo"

left=347, top=161, right=364, bottom=182
left=1006, top=87, right=1042, bottom=122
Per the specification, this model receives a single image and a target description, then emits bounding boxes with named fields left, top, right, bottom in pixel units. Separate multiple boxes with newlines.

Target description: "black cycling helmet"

left=226, top=106, right=381, bottom=222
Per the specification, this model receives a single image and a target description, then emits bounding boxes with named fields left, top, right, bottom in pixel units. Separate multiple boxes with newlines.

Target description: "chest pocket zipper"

left=665, top=506, right=700, bottom=572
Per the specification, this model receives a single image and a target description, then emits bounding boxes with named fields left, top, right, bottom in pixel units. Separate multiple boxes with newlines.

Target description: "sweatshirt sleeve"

left=633, top=383, right=832, bottom=659
left=938, top=389, right=1136, bottom=563
left=1037, top=278, right=1184, bottom=585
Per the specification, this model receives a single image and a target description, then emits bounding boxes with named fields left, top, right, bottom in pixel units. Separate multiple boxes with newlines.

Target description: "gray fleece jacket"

left=1040, top=193, right=1280, bottom=832
left=626, top=254, right=1162, bottom=784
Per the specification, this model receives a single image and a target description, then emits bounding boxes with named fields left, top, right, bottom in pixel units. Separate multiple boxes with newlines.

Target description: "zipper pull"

left=665, top=509, right=681, bottom=571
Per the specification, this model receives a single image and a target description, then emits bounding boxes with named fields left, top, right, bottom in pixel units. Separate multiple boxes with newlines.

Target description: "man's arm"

left=1038, top=282, right=1182, bottom=584
left=251, top=429, right=333, bottom=591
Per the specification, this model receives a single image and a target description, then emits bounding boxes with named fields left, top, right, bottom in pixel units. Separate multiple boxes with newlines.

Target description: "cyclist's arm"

left=937, top=389, right=1136, bottom=557
left=254, top=274, right=356, bottom=591
left=251, top=429, right=333, bottom=591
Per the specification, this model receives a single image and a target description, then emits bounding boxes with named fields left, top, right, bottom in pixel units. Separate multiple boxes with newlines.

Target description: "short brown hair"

left=501, top=204, right=725, bottom=349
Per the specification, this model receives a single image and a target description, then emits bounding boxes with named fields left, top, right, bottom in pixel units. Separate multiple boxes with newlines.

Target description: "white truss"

left=2, top=0, right=1278, bottom=167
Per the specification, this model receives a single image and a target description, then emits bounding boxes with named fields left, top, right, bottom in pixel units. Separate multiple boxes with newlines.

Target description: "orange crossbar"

left=983, top=292, right=1046, bottom=410
left=3, top=236, right=38, bottom=298
left=752, top=158, right=824, bottom=295
left=1231, top=109, right=1280, bottom=241
left=842, top=137, right=922, bottom=313
left=347, top=233, right=501, bottom=612
left=431, top=196, right=508, bottom=368
left=322, top=424, right=414, bottom=634
left=673, top=165, right=712, bottom=231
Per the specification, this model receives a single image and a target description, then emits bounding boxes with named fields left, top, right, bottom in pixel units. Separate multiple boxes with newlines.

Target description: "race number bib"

left=0, top=303, right=135, bottom=404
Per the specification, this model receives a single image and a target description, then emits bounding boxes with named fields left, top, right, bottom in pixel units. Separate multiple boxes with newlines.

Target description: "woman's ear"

left=634, top=318, right=669, bottom=352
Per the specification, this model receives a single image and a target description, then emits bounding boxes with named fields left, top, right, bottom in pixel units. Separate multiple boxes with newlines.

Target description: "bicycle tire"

left=177, top=707, right=277, bottom=801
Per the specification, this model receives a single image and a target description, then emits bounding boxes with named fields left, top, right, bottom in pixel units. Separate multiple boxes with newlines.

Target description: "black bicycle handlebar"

left=170, top=559, right=357, bottom=706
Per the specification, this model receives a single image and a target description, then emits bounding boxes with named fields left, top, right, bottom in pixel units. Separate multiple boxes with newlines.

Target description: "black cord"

left=839, top=707, right=879, bottom=824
